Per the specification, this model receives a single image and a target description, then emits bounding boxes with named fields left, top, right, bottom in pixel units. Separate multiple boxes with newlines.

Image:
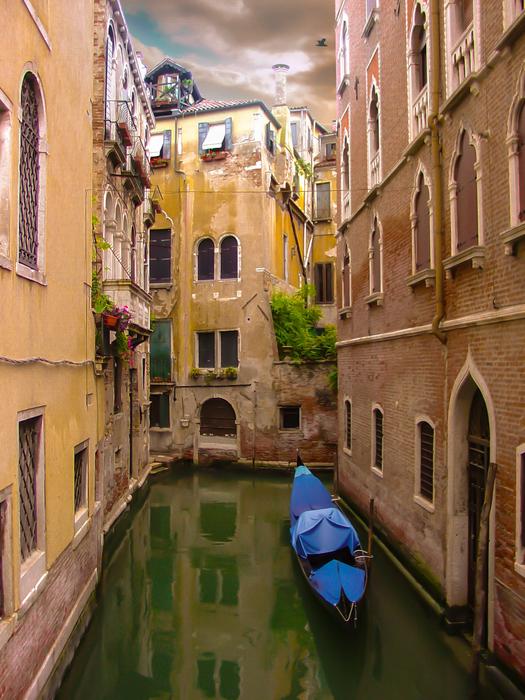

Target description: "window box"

left=407, top=268, right=435, bottom=289
left=501, top=221, right=525, bottom=255
left=365, top=291, right=384, bottom=307
left=443, top=245, right=485, bottom=278
left=201, top=150, right=228, bottom=162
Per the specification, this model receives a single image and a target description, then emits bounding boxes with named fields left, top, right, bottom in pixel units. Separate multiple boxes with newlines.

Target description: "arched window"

left=458, top=0, right=473, bottom=33
left=342, top=137, right=350, bottom=193
left=342, top=243, right=351, bottom=308
left=369, top=87, right=379, bottom=156
left=197, top=238, right=215, bottom=280
left=200, top=398, right=236, bottom=438
left=339, top=21, right=348, bottom=83
left=517, top=102, right=525, bottom=222
left=417, top=420, right=434, bottom=503
left=372, top=407, right=383, bottom=472
left=18, top=74, right=41, bottom=270
left=370, top=218, right=382, bottom=294
left=415, top=172, right=431, bottom=271
left=454, top=130, right=478, bottom=251
left=411, top=7, right=427, bottom=94
left=105, top=26, right=115, bottom=130
left=345, top=400, right=352, bottom=451
left=131, top=224, right=137, bottom=282
left=220, top=235, right=239, bottom=279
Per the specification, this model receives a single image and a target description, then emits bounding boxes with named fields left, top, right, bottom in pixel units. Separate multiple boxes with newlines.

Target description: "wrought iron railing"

left=104, top=100, right=137, bottom=149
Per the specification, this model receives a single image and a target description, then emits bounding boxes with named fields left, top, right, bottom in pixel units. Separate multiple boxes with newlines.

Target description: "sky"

left=122, top=0, right=336, bottom=127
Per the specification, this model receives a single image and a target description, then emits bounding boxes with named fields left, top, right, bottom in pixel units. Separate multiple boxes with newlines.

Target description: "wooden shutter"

left=455, top=132, right=478, bottom=251
left=149, top=229, right=171, bottom=283
left=162, top=130, right=171, bottom=160
left=518, top=103, right=525, bottom=222
left=316, top=183, right=331, bottom=219
left=150, top=320, right=171, bottom=381
left=220, top=236, right=238, bottom=279
left=415, top=176, right=431, bottom=270
left=198, top=122, right=210, bottom=154
left=198, top=238, right=215, bottom=280
left=224, top=117, right=233, bottom=150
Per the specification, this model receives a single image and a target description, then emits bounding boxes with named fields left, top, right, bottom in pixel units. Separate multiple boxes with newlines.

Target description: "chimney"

left=272, top=64, right=290, bottom=106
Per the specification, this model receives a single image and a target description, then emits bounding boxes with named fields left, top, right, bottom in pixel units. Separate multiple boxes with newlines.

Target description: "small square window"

left=280, top=406, right=300, bottom=430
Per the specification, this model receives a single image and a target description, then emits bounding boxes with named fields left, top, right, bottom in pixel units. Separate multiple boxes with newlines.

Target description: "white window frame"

left=366, top=73, right=381, bottom=189
left=407, top=1, right=430, bottom=142
left=506, top=65, right=525, bottom=249
left=367, top=214, right=384, bottom=299
left=194, top=236, right=217, bottom=282
left=196, top=329, right=240, bottom=370
left=371, top=404, right=384, bottom=477
left=15, top=68, right=48, bottom=286
left=17, top=406, right=46, bottom=608
left=337, top=17, right=350, bottom=91
left=341, top=130, right=350, bottom=219
left=218, top=233, right=241, bottom=281
left=73, top=440, right=89, bottom=535
left=515, top=444, right=525, bottom=577
left=414, top=416, right=436, bottom=513
left=444, top=0, right=480, bottom=97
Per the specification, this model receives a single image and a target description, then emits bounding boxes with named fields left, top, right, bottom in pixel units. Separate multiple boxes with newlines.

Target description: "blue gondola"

left=290, top=455, right=369, bottom=625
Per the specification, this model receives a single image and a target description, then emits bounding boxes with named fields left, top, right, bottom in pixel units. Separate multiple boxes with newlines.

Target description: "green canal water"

left=56, top=468, right=494, bottom=700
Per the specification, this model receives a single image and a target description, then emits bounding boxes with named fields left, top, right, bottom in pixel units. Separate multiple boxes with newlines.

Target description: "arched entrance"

left=467, top=388, right=490, bottom=611
left=200, top=398, right=236, bottom=438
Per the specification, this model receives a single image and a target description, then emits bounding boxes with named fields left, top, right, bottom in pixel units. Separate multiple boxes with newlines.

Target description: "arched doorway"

left=467, top=388, right=490, bottom=612
left=200, top=399, right=236, bottom=438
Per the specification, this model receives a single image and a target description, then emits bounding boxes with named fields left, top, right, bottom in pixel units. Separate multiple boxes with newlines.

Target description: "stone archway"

left=446, top=355, right=496, bottom=640
left=200, top=398, right=237, bottom=438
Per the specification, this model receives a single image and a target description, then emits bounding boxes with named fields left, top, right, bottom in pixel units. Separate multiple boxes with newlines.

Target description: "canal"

left=57, top=468, right=495, bottom=699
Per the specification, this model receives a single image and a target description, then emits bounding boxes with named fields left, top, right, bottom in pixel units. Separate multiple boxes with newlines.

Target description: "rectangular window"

left=18, top=416, right=42, bottom=562
left=265, top=122, right=275, bottom=155
left=150, top=320, right=172, bottom=381
left=149, top=131, right=171, bottom=166
left=150, top=393, right=170, bottom=428
left=419, top=422, right=434, bottom=502
left=325, top=141, right=336, bottom=159
left=220, top=330, right=239, bottom=368
left=291, top=122, right=299, bottom=148
left=373, top=409, right=383, bottom=471
left=149, top=229, right=171, bottom=284
left=280, top=406, right=300, bottom=430
left=73, top=444, right=88, bottom=514
left=314, top=263, right=334, bottom=303
left=114, top=358, right=122, bottom=413
left=345, top=401, right=352, bottom=451
left=199, top=118, right=233, bottom=154
left=315, top=182, right=331, bottom=220
left=198, top=332, right=215, bottom=368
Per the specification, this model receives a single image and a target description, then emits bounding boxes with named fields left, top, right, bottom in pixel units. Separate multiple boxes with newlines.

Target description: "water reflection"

left=57, top=469, right=490, bottom=700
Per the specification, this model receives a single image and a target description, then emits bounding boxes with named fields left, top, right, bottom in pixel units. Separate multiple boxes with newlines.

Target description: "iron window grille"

left=18, top=76, right=40, bottom=270
left=19, top=417, right=40, bottom=562
left=74, top=448, right=87, bottom=513
left=374, top=409, right=383, bottom=471
left=419, top=422, right=434, bottom=502
left=345, top=401, right=352, bottom=450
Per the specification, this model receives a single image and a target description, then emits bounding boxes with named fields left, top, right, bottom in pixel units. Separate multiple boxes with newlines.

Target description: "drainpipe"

left=429, top=0, right=447, bottom=344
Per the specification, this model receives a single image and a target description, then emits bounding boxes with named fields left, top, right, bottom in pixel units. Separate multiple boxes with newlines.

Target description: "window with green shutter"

left=150, top=320, right=171, bottom=381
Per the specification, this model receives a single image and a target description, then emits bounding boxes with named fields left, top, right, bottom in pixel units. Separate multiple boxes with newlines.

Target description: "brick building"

left=335, top=0, right=525, bottom=682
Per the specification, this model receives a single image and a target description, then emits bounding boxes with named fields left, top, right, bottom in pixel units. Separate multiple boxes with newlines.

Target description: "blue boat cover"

left=310, top=560, right=366, bottom=605
left=291, top=507, right=361, bottom=558
left=290, top=467, right=333, bottom=526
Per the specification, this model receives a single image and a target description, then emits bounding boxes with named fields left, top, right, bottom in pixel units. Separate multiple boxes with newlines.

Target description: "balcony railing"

left=131, top=137, right=151, bottom=188
left=412, top=88, right=429, bottom=138
left=370, top=151, right=381, bottom=188
left=451, top=24, right=475, bottom=88
left=104, top=100, right=137, bottom=149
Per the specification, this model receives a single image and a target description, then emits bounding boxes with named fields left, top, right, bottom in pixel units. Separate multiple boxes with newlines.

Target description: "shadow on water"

left=55, top=467, right=497, bottom=700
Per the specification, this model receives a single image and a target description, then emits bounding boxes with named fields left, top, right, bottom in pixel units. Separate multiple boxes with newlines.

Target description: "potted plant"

left=189, top=367, right=201, bottom=380
left=223, top=366, right=238, bottom=380
left=103, top=305, right=132, bottom=331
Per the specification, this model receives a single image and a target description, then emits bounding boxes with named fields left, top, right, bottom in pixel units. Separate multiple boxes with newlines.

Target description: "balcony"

left=412, top=88, right=429, bottom=139
left=103, top=279, right=151, bottom=333
left=131, top=137, right=151, bottom=188
left=451, top=24, right=476, bottom=89
left=370, top=151, right=381, bottom=189
left=104, top=101, right=136, bottom=166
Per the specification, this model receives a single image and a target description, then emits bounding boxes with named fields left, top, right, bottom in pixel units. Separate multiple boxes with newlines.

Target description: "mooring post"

left=367, top=497, right=375, bottom=558
left=470, top=461, right=497, bottom=697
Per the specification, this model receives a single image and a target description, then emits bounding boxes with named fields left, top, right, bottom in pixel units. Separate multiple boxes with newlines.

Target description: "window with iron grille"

left=149, top=229, right=171, bottom=283
left=18, top=75, right=40, bottom=270
left=74, top=445, right=88, bottom=514
left=373, top=408, right=383, bottom=471
left=345, top=400, right=352, bottom=451
left=314, top=263, right=334, bottom=304
left=280, top=406, right=300, bottom=430
left=419, top=422, right=434, bottom=502
left=19, top=417, right=41, bottom=562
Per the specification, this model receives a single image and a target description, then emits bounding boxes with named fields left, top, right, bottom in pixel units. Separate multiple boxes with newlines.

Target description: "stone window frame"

left=193, top=234, right=241, bottom=282
left=444, top=0, right=480, bottom=98
left=366, top=214, right=384, bottom=306
left=337, top=15, right=350, bottom=93
left=407, top=1, right=430, bottom=142
left=343, top=397, right=352, bottom=456
left=414, top=415, right=436, bottom=513
left=504, top=0, right=525, bottom=29
left=219, top=233, right=241, bottom=281
left=16, top=68, right=48, bottom=286
left=17, top=406, right=47, bottom=610
left=371, top=403, right=384, bottom=478
left=73, top=440, right=89, bottom=538
left=0, top=88, right=12, bottom=271
left=444, top=124, right=485, bottom=276
left=339, top=239, right=352, bottom=317
left=515, top=443, right=525, bottom=577
left=408, top=163, right=435, bottom=288
left=195, top=236, right=216, bottom=282
left=367, top=76, right=382, bottom=190
left=195, top=329, right=240, bottom=370
left=503, top=64, right=525, bottom=254
left=279, top=405, right=302, bottom=432
left=341, top=130, right=350, bottom=220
